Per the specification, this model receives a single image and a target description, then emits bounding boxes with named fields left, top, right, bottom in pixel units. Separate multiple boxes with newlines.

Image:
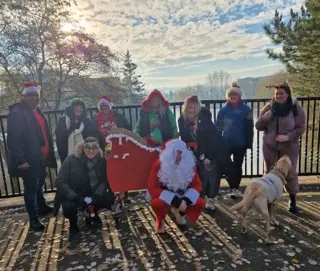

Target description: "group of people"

left=6, top=81, right=305, bottom=233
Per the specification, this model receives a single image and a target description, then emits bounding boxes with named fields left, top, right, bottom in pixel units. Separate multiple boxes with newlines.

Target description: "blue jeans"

left=21, top=166, right=47, bottom=219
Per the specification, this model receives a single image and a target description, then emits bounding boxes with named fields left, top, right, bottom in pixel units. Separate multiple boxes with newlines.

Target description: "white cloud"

left=72, top=0, right=302, bottom=87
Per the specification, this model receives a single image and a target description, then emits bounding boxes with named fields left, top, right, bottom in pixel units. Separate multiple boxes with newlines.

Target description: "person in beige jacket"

left=255, top=83, right=306, bottom=213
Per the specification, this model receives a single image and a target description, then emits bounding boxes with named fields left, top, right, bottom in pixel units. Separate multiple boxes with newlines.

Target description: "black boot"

left=69, top=217, right=79, bottom=234
left=38, top=201, right=54, bottom=215
left=30, top=218, right=45, bottom=231
left=288, top=194, right=298, bottom=213
left=123, top=191, right=131, bottom=204
left=92, top=213, right=102, bottom=227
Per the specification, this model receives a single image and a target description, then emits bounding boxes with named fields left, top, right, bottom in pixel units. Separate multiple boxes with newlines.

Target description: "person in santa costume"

left=89, top=95, right=132, bottom=149
left=135, top=89, right=178, bottom=147
left=148, top=139, right=206, bottom=233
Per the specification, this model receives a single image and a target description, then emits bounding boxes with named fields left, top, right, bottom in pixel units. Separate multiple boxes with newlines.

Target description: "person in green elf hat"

left=55, top=98, right=91, bottom=163
left=135, top=89, right=178, bottom=147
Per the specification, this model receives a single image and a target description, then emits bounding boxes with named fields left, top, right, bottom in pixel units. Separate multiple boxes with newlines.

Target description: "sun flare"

left=61, top=23, right=74, bottom=32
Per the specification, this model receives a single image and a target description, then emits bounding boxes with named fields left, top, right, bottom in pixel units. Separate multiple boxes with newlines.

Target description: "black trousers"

left=62, top=192, right=114, bottom=220
left=228, top=147, right=247, bottom=189
left=198, top=158, right=238, bottom=198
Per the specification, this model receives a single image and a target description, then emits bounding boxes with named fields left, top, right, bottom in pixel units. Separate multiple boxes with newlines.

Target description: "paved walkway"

left=1, top=191, right=320, bottom=271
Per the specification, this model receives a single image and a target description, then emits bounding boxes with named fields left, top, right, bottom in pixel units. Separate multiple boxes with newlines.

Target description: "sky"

left=72, top=0, right=305, bottom=92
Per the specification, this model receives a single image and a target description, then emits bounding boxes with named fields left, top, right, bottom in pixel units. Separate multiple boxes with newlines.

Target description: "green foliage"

left=264, top=0, right=320, bottom=96
left=121, top=50, right=145, bottom=102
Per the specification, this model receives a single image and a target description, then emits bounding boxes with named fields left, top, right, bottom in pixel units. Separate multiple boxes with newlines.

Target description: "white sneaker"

left=180, top=215, right=187, bottom=225
left=230, top=189, right=242, bottom=199
left=170, top=207, right=187, bottom=225
left=206, top=198, right=216, bottom=210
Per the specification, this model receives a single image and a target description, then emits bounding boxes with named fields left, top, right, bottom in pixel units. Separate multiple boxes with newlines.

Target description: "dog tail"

left=230, top=189, right=260, bottom=213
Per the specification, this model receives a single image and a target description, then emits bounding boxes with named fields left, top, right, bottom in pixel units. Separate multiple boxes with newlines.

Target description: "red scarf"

left=95, top=112, right=117, bottom=144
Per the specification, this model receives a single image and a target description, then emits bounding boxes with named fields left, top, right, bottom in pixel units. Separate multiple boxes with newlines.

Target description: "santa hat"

left=161, top=139, right=187, bottom=152
left=23, top=82, right=41, bottom=95
left=226, top=82, right=242, bottom=99
left=98, top=95, right=112, bottom=110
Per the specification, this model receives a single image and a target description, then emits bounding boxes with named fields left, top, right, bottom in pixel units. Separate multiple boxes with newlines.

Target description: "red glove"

left=144, top=136, right=159, bottom=147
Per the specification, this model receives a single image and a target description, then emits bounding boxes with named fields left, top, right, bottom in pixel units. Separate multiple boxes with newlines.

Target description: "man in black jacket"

left=55, top=137, right=114, bottom=233
left=7, top=82, right=57, bottom=230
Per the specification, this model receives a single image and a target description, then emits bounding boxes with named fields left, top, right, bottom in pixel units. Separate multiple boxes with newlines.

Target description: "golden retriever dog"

left=230, top=155, right=292, bottom=244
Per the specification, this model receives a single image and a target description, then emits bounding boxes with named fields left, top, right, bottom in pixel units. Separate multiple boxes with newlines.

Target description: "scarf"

left=186, top=117, right=197, bottom=141
left=86, top=156, right=99, bottom=194
left=66, top=115, right=84, bottom=155
left=95, top=112, right=117, bottom=143
left=271, top=99, right=293, bottom=117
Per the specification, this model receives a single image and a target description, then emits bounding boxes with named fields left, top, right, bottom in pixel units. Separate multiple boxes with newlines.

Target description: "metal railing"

left=0, top=97, right=319, bottom=198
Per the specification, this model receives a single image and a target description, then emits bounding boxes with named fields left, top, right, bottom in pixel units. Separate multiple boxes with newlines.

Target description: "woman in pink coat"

left=255, top=83, right=306, bottom=213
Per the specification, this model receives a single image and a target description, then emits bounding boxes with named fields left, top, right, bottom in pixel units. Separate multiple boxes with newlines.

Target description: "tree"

left=174, top=84, right=208, bottom=101
left=0, top=0, right=117, bottom=110
left=121, top=50, right=145, bottom=103
left=264, top=0, right=320, bottom=95
left=207, top=70, right=231, bottom=99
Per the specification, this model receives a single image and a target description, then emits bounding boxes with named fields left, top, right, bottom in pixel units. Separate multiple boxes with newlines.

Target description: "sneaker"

left=230, top=189, right=242, bottom=199
left=112, top=202, right=122, bottom=214
left=170, top=208, right=187, bottom=225
left=206, top=198, right=216, bottom=210
left=180, top=215, right=187, bottom=225
left=30, top=218, right=45, bottom=231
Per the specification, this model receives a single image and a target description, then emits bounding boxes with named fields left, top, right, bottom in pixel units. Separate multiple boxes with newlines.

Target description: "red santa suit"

left=148, top=139, right=206, bottom=232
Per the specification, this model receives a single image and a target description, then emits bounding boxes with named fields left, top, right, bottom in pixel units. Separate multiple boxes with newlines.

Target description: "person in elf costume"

left=135, top=89, right=178, bottom=147
left=148, top=139, right=206, bottom=233
left=89, top=95, right=132, bottom=150
left=89, top=95, right=132, bottom=204
left=55, top=98, right=91, bottom=163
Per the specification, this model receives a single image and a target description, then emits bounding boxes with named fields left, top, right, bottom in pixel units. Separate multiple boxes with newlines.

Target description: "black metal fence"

left=0, top=97, right=319, bottom=198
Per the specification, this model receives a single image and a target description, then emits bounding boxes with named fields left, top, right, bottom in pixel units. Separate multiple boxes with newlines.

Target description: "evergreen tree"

left=121, top=50, right=145, bottom=103
left=264, top=0, right=320, bottom=95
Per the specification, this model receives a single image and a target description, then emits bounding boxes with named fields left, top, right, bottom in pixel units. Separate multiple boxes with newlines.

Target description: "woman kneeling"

left=56, top=137, right=115, bottom=233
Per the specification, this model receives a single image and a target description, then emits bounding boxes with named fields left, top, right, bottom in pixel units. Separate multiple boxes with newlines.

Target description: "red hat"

left=23, top=82, right=41, bottom=95
left=98, top=95, right=112, bottom=110
left=141, top=89, right=170, bottom=111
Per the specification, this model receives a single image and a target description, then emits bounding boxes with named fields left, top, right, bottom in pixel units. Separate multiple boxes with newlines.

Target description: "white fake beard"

left=158, top=148, right=196, bottom=192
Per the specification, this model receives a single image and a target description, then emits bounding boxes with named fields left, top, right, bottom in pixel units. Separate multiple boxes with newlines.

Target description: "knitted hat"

left=71, top=98, right=86, bottom=108
left=97, top=95, right=112, bottom=110
left=226, top=82, right=242, bottom=98
left=23, top=82, right=41, bottom=95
